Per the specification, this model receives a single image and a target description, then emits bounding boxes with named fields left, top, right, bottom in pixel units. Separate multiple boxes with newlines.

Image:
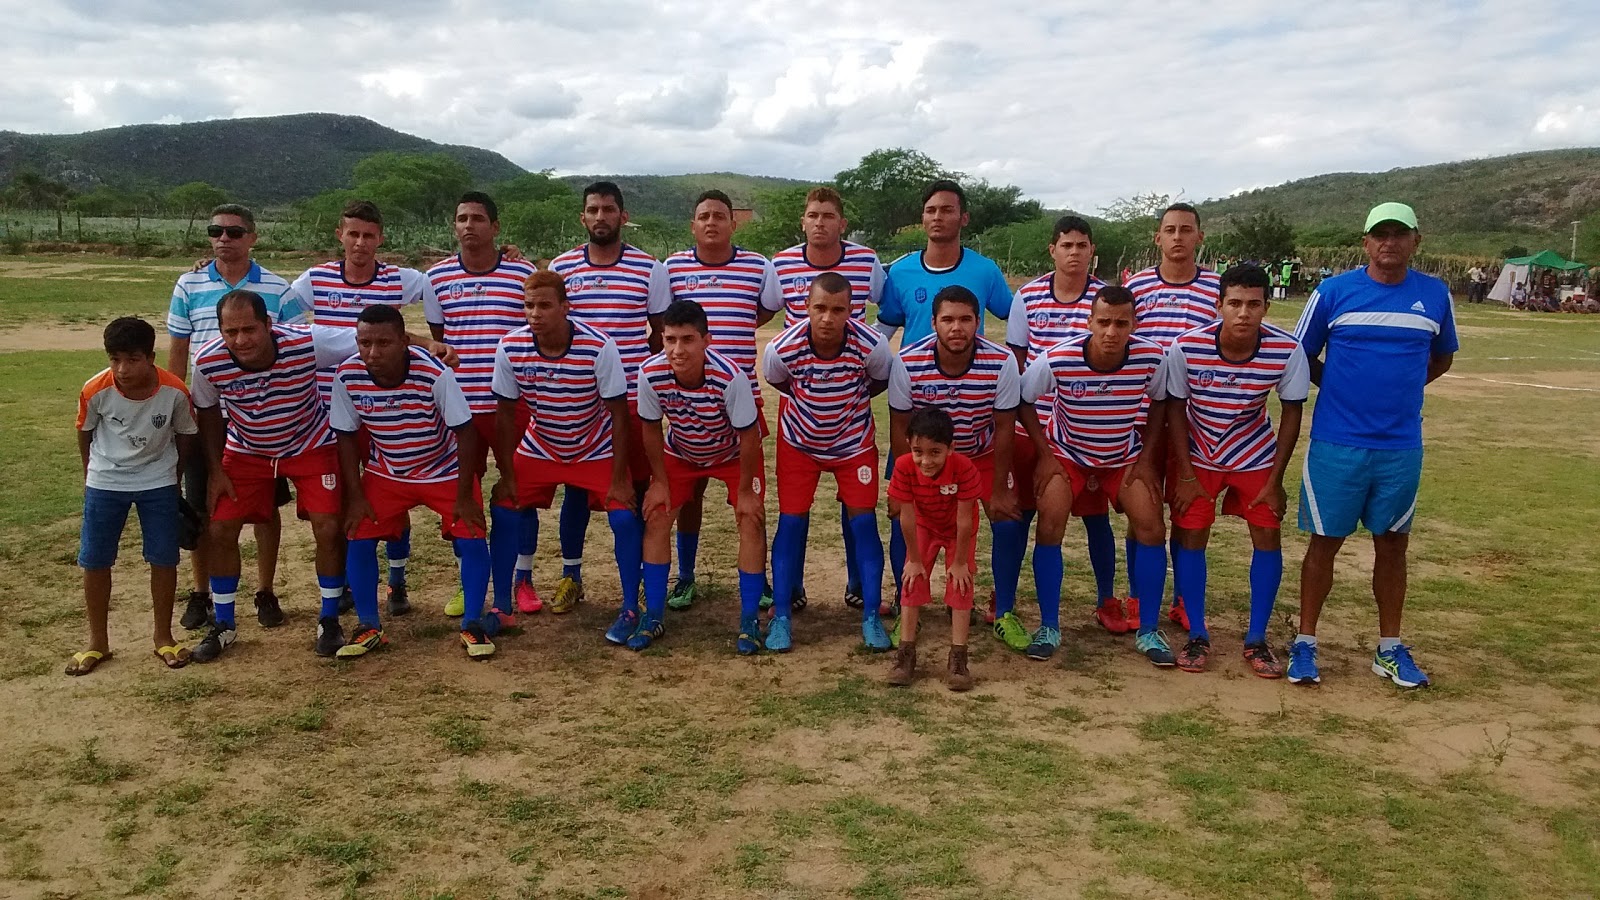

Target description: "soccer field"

left=1, top=255, right=1597, bottom=899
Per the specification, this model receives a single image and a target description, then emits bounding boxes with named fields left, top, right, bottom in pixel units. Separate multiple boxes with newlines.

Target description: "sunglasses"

left=206, top=225, right=250, bottom=239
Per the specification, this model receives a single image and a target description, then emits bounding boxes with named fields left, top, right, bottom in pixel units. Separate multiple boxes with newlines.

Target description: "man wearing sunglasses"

left=165, top=204, right=306, bottom=635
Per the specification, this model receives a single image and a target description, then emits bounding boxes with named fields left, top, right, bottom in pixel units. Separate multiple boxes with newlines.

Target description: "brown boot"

left=888, top=641, right=917, bottom=686
left=947, top=645, right=974, bottom=692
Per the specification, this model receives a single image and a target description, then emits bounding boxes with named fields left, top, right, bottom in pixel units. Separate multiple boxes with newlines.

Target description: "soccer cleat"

left=444, top=588, right=465, bottom=617
left=337, top=625, right=388, bottom=658
left=1176, top=637, right=1211, bottom=673
left=843, top=587, right=865, bottom=609
left=1242, top=642, right=1285, bottom=679
left=314, top=616, right=344, bottom=658
left=765, top=615, right=793, bottom=653
left=791, top=587, right=809, bottom=612
left=604, top=608, right=640, bottom=645
left=1025, top=626, right=1062, bottom=661
left=888, top=615, right=901, bottom=649
left=514, top=578, right=542, bottom=614
left=737, top=617, right=762, bottom=655
left=1094, top=598, right=1130, bottom=635
left=1373, top=644, right=1430, bottom=688
left=1167, top=596, right=1190, bottom=632
left=338, top=587, right=354, bottom=615
left=878, top=590, right=899, bottom=619
left=180, top=591, right=211, bottom=630
left=191, top=622, right=237, bottom=663
left=254, top=590, right=285, bottom=628
left=1286, top=640, right=1321, bottom=684
left=387, top=585, right=412, bottom=618
left=862, top=616, right=892, bottom=652
left=992, top=612, right=1031, bottom=652
left=1123, top=597, right=1140, bottom=629
left=483, top=608, right=516, bottom=633
left=459, top=622, right=496, bottom=659
left=549, top=577, right=584, bottom=614
left=666, top=579, right=698, bottom=611
left=759, top=584, right=773, bottom=611
left=626, top=617, right=665, bottom=652
left=1136, top=630, right=1176, bottom=667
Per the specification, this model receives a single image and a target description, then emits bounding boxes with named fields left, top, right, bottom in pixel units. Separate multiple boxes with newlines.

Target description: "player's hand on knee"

left=207, top=471, right=235, bottom=516
left=490, top=476, right=517, bottom=506
left=735, top=488, right=763, bottom=525
left=1250, top=481, right=1288, bottom=520
left=989, top=486, right=1020, bottom=522
left=1173, top=476, right=1210, bottom=516
left=903, top=560, right=927, bottom=585
left=607, top=478, right=635, bottom=513
left=642, top=482, right=672, bottom=524
left=344, top=494, right=376, bottom=538
left=949, top=562, right=973, bottom=594
left=1033, top=456, right=1064, bottom=500
left=454, top=496, right=487, bottom=536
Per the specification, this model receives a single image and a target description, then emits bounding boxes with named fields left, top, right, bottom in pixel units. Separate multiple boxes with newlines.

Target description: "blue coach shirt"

left=877, top=248, right=1012, bottom=346
left=1293, top=266, right=1458, bottom=451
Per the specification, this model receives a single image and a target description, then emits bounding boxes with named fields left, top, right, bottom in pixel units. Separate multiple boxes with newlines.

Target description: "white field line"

left=1441, top=374, right=1600, bottom=392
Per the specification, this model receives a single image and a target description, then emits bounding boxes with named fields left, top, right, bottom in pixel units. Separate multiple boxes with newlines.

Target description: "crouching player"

left=1164, top=265, right=1307, bottom=674
left=637, top=300, right=767, bottom=653
left=1018, top=286, right=1175, bottom=665
left=886, top=408, right=981, bottom=691
left=332, top=305, right=492, bottom=659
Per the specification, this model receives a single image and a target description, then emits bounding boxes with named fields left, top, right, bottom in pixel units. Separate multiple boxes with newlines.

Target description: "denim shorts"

left=78, top=485, right=181, bottom=569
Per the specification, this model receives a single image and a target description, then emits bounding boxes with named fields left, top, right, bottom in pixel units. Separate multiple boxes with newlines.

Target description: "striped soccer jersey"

left=770, top=241, right=884, bottom=328
left=760, top=318, right=891, bottom=461
left=1020, top=333, right=1169, bottom=468
left=550, top=243, right=671, bottom=402
left=190, top=325, right=357, bottom=459
left=290, top=260, right=440, bottom=400
left=635, top=348, right=759, bottom=467
left=428, top=253, right=537, bottom=416
left=887, top=451, right=983, bottom=540
left=1164, top=322, right=1311, bottom=472
left=662, top=248, right=784, bottom=390
left=1126, top=265, right=1221, bottom=349
left=887, top=334, right=1020, bottom=458
left=329, top=346, right=473, bottom=483
left=1006, top=273, right=1106, bottom=427
left=491, top=321, right=626, bottom=464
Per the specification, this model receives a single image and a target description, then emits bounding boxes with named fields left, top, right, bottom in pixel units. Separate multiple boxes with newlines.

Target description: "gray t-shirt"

left=78, top=368, right=198, bottom=492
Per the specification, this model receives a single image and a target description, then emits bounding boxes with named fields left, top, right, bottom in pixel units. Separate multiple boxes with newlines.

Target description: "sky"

left=2, top=0, right=1597, bottom=211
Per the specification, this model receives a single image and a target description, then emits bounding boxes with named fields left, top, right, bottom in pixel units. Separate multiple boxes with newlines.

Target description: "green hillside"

left=557, top=172, right=814, bottom=221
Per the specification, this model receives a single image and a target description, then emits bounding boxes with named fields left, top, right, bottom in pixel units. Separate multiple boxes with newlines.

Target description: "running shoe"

left=444, top=588, right=465, bottom=617
left=483, top=608, right=516, bottom=634
left=386, top=585, right=412, bottom=618
left=549, top=577, right=584, bottom=614
left=737, top=616, right=762, bottom=655
left=1176, top=637, right=1211, bottom=673
left=180, top=591, right=211, bottom=630
left=604, top=608, right=640, bottom=645
left=1373, top=644, right=1430, bottom=688
left=314, top=615, right=344, bottom=658
left=191, top=622, right=236, bottom=663
left=513, top=578, right=542, bottom=615
left=1025, top=626, right=1061, bottom=661
left=337, top=625, right=387, bottom=658
left=1135, top=630, right=1176, bottom=667
left=1094, top=598, right=1129, bottom=634
left=862, top=615, right=892, bottom=652
left=1242, top=642, right=1284, bottom=679
left=626, top=616, right=665, bottom=651
left=993, top=612, right=1030, bottom=652
left=1167, top=596, right=1190, bottom=632
left=254, top=590, right=285, bottom=628
left=1286, top=640, right=1320, bottom=684
left=765, top=615, right=793, bottom=652
left=666, top=579, right=697, bottom=611
left=791, top=587, right=808, bottom=612
left=460, top=622, right=496, bottom=659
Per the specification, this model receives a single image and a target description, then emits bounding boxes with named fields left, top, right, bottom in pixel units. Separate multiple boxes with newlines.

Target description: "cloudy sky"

left=3, top=0, right=1597, bottom=210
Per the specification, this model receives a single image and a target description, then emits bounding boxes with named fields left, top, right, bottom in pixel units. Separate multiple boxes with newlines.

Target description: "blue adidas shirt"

left=877, top=248, right=1012, bottom=346
left=1293, top=266, right=1458, bottom=450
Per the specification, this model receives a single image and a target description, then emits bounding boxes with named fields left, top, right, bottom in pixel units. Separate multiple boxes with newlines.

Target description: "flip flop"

left=64, top=649, right=112, bottom=676
left=153, top=645, right=191, bottom=669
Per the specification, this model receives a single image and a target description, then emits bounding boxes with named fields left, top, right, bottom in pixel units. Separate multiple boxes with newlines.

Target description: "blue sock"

left=770, top=513, right=808, bottom=618
left=208, top=574, right=240, bottom=628
left=1125, top=535, right=1140, bottom=602
left=1033, top=543, right=1063, bottom=630
left=489, top=504, right=528, bottom=613
left=386, top=530, right=410, bottom=588
left=317, top=574, right=343, bottom=619
left=990, top=518, right=1027, bottom=617
left=559, top=488, right=588, bottom=579
left=517, top=507, right=539, bottom=581
left=677, top=530, right=699, bottom=585
left=1083, top=514, right=1115, bottom=600
left=1173, top=546, right=1209, bottom=640
left=739, top=569, right=764, bottom=620
left=1134, top=541, right=1168, bottom=633
left=1169, top=534, right=1183, bottom=605
left=347, top=538, right=382, bottom=628
left=888, top=516, right=906, bottom=593
left=848, top=512, right=884, bottom=622
left=643, top=561, right=669, bottom=620
left=840, top=503, right=860, bottom=594
left=455, top=537, right=491, bottom=623
left=1246, top=549, right=1283, bottom=645
left=607, top=508, right=643, bottom=614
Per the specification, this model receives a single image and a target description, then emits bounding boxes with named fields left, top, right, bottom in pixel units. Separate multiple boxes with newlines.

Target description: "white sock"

left=1296, top=633, right=1317, bottom=647
left=389, top=557, right=408, bottom=570
left=319, top=584, right=343, bottom=600
left=1378, top=636, right=1402, bottom=653
left=516, top=554, right=534, bottom=571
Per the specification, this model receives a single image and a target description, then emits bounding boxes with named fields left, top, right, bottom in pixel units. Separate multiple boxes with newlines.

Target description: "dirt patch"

left=0, top=323, right=111, bottom=353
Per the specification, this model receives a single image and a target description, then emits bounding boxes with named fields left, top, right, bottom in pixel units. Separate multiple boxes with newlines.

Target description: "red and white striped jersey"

left=290, top=260, right=440, bottom=401
left=329, top=346, right=473, bottom=483
left=427, top=254, right=536, bottom=416
left=550, top=244, right=671, bottom=403
left=887, top=334, right=1020, bottom=458
left=1006, top=273, right=1106, bottom=429
left=662, top=248, right=784, bottom=390
left=770, top=241, right=884, bottom=327
left=491, top=321, right=626, bottom=464
left=1126, top=266, right=1221, bottom=349
left=1164, top=322, right=1310, bottom=472
left=190, top=324, right=357, bottom=459
left=635, top=348, right=759, bottom=467
left=761, top=318, right=891, bottom=461
left=1020, top=333, right=1169, bottom=468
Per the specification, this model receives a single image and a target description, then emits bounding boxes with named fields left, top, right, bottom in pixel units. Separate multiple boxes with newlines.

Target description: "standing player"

left=426, top=192, right=539, bottom=619
left=547, top=182, right=671, bottom=614
left=1017, top=286, right=1174, bottom=665
left=763, top=273, right=893, bottom=652
left=289, top=199, right=441, bottom=617
left=637, top=300, right=767, bottom=652
left=1164, top=265, right=1308, bottom=675
left=165, top=203, right=304, bottom=632
left=1124, top=203, right=1221, bottom=632
left=333, top=306, right=491, bottom=657
left=490, top=271, right=644, bottom=646
left=1004, top=216, right=1121, bottom=638
left=659, top=190, right=784, bottom=610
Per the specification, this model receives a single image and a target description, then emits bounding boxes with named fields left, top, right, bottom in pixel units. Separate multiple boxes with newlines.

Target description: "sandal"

left=65, top=649, right=112, bottom=676
left=153, top=645, right=191, bottom=669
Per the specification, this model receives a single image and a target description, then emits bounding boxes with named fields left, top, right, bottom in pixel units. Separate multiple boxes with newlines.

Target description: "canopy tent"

left=1506, top=250, right=1587, bottom=271
left=1488, top=250, right=1587, bottom=304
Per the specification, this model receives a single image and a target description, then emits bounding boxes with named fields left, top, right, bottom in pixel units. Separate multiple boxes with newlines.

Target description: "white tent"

left=1487, top=263, right=1528, bottom=305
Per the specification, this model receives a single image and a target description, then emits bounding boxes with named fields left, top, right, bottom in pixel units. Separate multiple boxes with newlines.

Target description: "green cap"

left=1364, top=202, right=1418, bottom=233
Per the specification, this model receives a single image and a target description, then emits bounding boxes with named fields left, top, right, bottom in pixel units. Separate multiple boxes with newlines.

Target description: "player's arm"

left=646, top=262, right=671, bottom=353
left=636, top=376, right=671, bottom=523
left=1254, top=345, right=1311, bottom=517
left=875, top=267, right=904, bottom=341
left=1292, top=288, right=1330, bottom=387
left=726, top=370, right=765, bottom=525
left=330, top=379, right=375, bottom=536
left=430, top=323, right=445, bottom=343
left=897, top=489, right=925, bottom=584
left=1129, top=366, right=1170, bottom=500
left=989, top=354, right=1022, bottom=519
left=889, top=409, right=911, bottom=461
left=196, top=405, right=232, bottom=515
left=865, top=338, right=891, bottom=397
left=436, top=369, right=486, bottom=534
left=886, top=356, right=912, bottom=459
left=490, top=344, right=521, bottom=505
left=77, top=429, right=94, bottom=477
left=1004, top=289, right=1029, bottom=371
left=1016, top=357, right=1062, bottom=491
left=760, top=347, right=793, bottom=397
left=165, top=284, right=193, bottom=380
left=166, top=337, right=191, bottom=381
left=1162, top=346, right=1207, bottom=515
left=951, top=497, right=976, bottom=592
left=755, top=259, right=784, bottom=326
left=596, top=341, right=634, bottom=509
left=172, top=397, right=198, bottom=479
left=1427, top=290, right=1460, bottom=384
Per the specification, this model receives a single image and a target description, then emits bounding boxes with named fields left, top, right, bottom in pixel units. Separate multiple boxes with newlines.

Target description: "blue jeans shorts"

left=78, top=485, right=181, bottom=570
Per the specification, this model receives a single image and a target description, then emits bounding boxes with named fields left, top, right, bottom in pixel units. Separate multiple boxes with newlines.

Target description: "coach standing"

left=1287, top=202, right=1457, bottom=689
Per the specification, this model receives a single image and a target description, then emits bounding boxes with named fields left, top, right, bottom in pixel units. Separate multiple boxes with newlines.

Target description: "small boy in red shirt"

left=886, top=407, right=982, bottom=690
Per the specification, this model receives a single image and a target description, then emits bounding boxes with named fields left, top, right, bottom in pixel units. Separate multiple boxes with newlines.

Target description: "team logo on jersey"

left=322, top=474, right=338, bottom=490
left=1070, top=381, right=1088, bottom=399
left=1096, top=381, right=1112, bottom=395
left=357, top=395, right=376, bottom=414
left=686, top=275, right=700, bottom=290
left=914, top=287, right=928, bottom=304
left=939, top=483, right=957, bottom=495
left=857, top=465, right=872, bottom=485
left=1198, top=370, right=1215, bottom=388
left=916, top=383, right=957, bottom=403
left=590, top=275, right=607, bottom=289
left=449, top=282, right=465, bottom=300
left=327, top=291, right=346, bottom=308
left=151, top=413, right=168, bottom=429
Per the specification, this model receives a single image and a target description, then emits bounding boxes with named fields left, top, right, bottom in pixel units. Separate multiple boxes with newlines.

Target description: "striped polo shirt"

left=1165, top=322, right=1310, bottom=472
left=167, top=261, right=304, bottom=361
left=491, top=320, right=626, bottom=464
left=289, top=260, right=441, bottom=400
left=1020, top=333, right=1169, bottom=468
left=635, top=348, right=758, bottom=467
left=550, top=243, right=672, bottom=403
left=190, top=324, right=357, bottom=459
left=662, top=247, right=784, bottom=391
left=770, top=240, right=884, bottom=327
left=760, top=318, right=891, bottom=461
left=1126, top=265, right=1221, bottom=349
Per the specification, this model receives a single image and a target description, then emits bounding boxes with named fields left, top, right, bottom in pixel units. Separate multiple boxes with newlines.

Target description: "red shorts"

left=968, top=452, right=996, bottom=504
left=215, top=445, right=341, bottom=524
left=901, top=521, right=977, bottom=611
left=466, top=408, right=530, bottom=476
left=1169, top=466, right=1281, bottom=529
left=1058, top=455, right=1130, bottom=512
left=1012, top=439, right=1110, bottom=516
left=665, top=454, right=765, bottom=510
left=775, top=438, right=879, bottom=516
left=497, top=454, right=628, bottom=511
left=351, top=472, right=486, bottom=540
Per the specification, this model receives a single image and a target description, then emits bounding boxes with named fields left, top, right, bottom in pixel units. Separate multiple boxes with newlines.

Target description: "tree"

left=834, top=148, right=952, bottom=246
left=1225, top=208, right=1296, bottom=261
left=1500, top=244, right=1530, bottom=259
left=500, top=192, right=584, bottom=261
left=494, top=170, right=572, bottom=206
left=1575, top=210, right=1600, bottom=264
left=351, top=152, right=473, bottom=223
left=166, top=181, right=230, bottom=243
left=1100, top=192, right=1173, bottom=223
left=734, top=186, right=810, bottom=256
left=964, top=181, right=1042, bottom=234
